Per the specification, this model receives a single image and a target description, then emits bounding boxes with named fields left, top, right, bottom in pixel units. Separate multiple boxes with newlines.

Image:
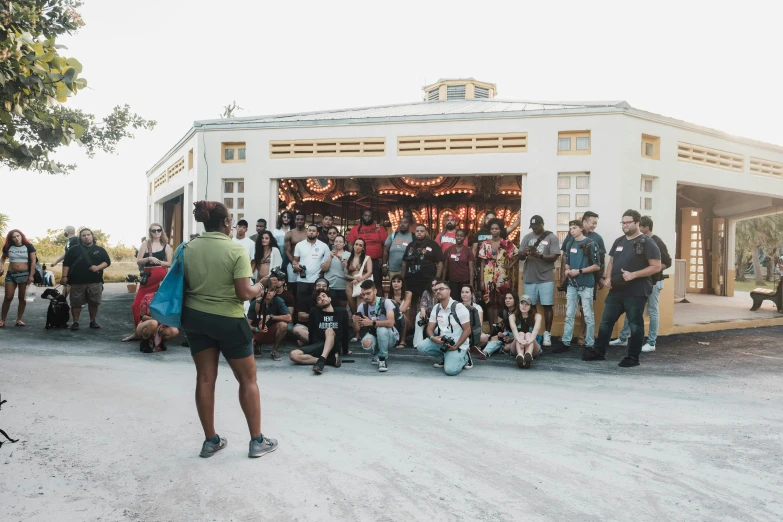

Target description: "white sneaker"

left=543, top=332, right=552, bottom=347
left=641, top=343, right=655, bottom=352
left=609, top=338, right=628, bottom=347
left=433, top=360, right=444, bottom=368
left=378, top=360, right=388, bottom=372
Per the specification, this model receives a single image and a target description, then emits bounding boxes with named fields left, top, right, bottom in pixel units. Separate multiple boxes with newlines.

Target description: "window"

left=576, top=176, right=589, bottom=189
left=557, top=194, right=570, bottom=207
left=237, top=198, right=244, bottom=210
left=642, top=134, right=660, bottom=160
left=474, top=86, right=489, bottom=99
left=238, top=182, right=245, bottom=193
left=557, top=131, right=591, bottom=155
left=576, top=194, right=589, bottom=207
left=427, top=89, right=439, bottom=101
left=221, top=142, right=247, bottom=164
left=557, top=172, right=590, bottom=240
left=557, top=176, right=571, bottom=189
left=222, top=178, right=243, bottom=225
left=224, top=198, right=234, bottom=208
left=557, top=212, right=570, bottom=225
left=640, top=176, right=656, bottom=216
left=188, top=149, right=194, bottom=170
left=224, top=181, right=234, bottom=193
left=446, top=84, right=466, bottom=100
left=642, top=179, right=653, bottom=192
left=643, top=197, right=652, bottom=210
left=677, top=142, right=743, bottom=173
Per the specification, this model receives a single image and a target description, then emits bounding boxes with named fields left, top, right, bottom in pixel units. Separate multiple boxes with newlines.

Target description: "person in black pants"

left=289, top=289, right=350, bottom=374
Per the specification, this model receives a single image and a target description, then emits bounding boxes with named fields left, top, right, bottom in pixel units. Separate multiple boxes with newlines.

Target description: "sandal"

left=15, top=320, right=26, bottom=327
left=122, top=333, right=140, bottom=342
left=394, top=343, right=406, bottom=350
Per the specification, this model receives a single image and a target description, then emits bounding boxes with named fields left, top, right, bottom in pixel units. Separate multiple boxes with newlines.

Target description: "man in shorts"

left=248, top=286, right=292, bottom=361
left=289, top=289, right=350, bottom=375
left=60, top=228, right=111, bottom=330
left=519, top=216, right=560, bottom=347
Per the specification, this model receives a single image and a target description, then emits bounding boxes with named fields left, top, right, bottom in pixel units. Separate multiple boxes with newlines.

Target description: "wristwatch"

left=372, top=320, right=377, bottom=327
left=578, top=269, right=583, bottom=274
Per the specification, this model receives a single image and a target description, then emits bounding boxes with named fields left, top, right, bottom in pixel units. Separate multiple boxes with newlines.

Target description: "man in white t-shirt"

left=354, top=280, right=398, bottom=373
left=416, top=280, right=473, bottom=375
left=293, top=224, right=330, bottom=316
left=232, top=219, right=255, bottom=261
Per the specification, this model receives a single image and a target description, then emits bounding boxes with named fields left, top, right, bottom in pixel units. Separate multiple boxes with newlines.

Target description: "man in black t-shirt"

left=401, top=224, right=444, bottom=303
left=289, top=289, right=350, bottom=374
left=583, top=210, right=661, bottom=368
left=248, top=287, right=292, bottom=361
left=51, top=225, right=79, bottom=267
left=61, top=228, right=112, bottom=330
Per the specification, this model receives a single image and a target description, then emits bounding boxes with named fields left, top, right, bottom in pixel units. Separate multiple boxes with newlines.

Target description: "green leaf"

left=55, top=82, right=70, bottom=102
left=65, top=58, right=83, bottom=73
left=62, top=67, right=76, bottom=84
left=70, top=123, right=84, bottom=139
left=72, top=78, right=87, bottom=89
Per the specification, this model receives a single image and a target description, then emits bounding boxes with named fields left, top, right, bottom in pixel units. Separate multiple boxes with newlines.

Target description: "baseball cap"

left=529, top=215, right=544, bottom=228
left=519, top=294, right=533, bottom=304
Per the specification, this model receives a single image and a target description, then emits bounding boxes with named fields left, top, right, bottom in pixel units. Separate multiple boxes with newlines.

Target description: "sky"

left=1, top=0, right=781, bottom=247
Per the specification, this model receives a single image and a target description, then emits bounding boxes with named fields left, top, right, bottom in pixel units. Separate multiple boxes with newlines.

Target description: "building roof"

left=193, top=99, right=630, bottom=130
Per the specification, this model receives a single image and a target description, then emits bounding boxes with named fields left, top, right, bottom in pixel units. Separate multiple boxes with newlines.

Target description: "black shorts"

left=182, top=307, right=253, bottom=360
left=328, top=289, right=347, bottom=301
left=300, top=342, right=338, bottom=365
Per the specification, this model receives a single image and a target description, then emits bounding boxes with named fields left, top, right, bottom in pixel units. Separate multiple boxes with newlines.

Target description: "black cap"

left=529, top=215, right=544, bottom=228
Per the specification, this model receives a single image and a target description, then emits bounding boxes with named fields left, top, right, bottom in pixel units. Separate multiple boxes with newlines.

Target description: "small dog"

left=42, top=288, right=70, bottom=329
left=126, top=274, right=140, bottom=283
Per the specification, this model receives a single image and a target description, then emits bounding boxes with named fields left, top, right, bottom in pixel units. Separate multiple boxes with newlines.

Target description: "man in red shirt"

left=435, top=213, right=465, bottom=254
left=348, top=209, right=388, bottom=295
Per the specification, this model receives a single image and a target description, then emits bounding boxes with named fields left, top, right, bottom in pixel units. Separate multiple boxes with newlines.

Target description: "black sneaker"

left=139, top=339, right=153, bottom=353
left=582, top=347, right=606, bottom=361
left=253, top=344, right=262, bottom=357
left=552, top=342, right=571, bottom=354
left=618, top=356, right=640, bottom=367
left=70, top=321, right=79, bottom=331
left=313, top=358, right=326, bottom=374
left=463, top=352, right=473, bottom=369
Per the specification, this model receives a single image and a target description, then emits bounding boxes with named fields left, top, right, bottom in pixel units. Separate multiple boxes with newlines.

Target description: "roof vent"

left=423, top=78, right=497, bottom=102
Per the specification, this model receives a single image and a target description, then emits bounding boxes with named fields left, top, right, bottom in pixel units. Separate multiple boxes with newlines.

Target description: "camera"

left=557, top=281, right=568, bottom=292
left=439, top=336, right=456, bottom=352
left=299, top=265, right=306, bottom=276
left=417, top=317, right=428, bottom=327
left=501, top=332, right=514, bottom=345
left=270, top=268, right=286, bottom=281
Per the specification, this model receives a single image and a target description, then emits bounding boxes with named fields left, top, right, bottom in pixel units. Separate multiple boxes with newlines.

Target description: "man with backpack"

left=416, top=280, right=474, bottom=376
left=519, top=216, right=560, bottom=347
left=354, top=280, right=399, bottom=373
left=555, top=220, right=601, bottom=353
left=60, top=228, right=111, bottom=330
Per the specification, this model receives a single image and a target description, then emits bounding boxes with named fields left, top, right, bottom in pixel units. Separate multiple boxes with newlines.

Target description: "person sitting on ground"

left=387, top=274, right=412, bottom=349
left=483, top=291, right=519, bottom=358
left=248, top=286, right=291, bottom=361
left=293, top=278, right=330, bottom=336
left=137, top=292, right=180, bottom=353
left=508, top=294, right=543, bottom=369
left=42, top=264, right=55, bottom=287
left=251, top=231, right=282, bottom=286
left=416, top=280, right=474, bottom=376
left=459, top=284, right=490, bottom=360
left=61, top=228, right=111, bottom=331
left=289, top=289, right=350, bottom=375
left=354, top=280, right=398, bottom=372
left=0, top=229, right=37, bottom=327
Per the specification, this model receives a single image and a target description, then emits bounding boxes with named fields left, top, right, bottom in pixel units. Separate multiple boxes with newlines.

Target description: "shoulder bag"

left=351, top=255, right=370, bottom=298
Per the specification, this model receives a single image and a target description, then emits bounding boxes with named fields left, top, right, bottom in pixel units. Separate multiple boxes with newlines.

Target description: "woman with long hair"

left=122, top=223, right=172, bottom=342
left=323, top=234, right=350, bottom=308
left=478, top=219, right=519, bottom=326
left=251, top=231, right=282, bottom=286
left=182, top=200, right=277, bottom=459
left=459, top=284, right=490, bottom=357
left=0, top=229, right=37, bottom=327
left=508, top=294, right=543, bottom=369
left=388, top=274, right=412, bottom=349
left=484, top=291, right=519, bottom=358
left=345, top=237, right=372, bottom=341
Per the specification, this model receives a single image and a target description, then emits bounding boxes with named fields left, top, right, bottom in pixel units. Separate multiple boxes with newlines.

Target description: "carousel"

left=278, top=175, right=523, bottom=242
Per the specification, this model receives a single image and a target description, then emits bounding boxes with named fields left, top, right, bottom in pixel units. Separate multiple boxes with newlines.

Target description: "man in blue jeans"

left=583, top=210, right=661, bottom=367
left=554, top=220, right=601, bottom=353
left=354, top=280, right=397, bottom=373
left=610, top=215, right=672, bottom=353
left=417, top=280, right=473, bottom=376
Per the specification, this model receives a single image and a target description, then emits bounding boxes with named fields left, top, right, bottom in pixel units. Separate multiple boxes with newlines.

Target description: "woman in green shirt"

left=183, top=201, right=278, bottom=459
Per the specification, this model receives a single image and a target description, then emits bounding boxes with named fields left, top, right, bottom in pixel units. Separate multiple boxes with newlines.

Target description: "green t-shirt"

left=183, top=232, right=252, bottom=318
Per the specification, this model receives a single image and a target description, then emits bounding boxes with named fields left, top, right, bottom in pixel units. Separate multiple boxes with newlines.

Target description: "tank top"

left=143, top=245, right=167, bottom=263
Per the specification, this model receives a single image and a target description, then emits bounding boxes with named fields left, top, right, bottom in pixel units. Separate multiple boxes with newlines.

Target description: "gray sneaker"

left=433, top=360, right=444, bottom=368
left=371, top=355, right=379, bottom=365
left=249, top=436, right=279, bottom=458
left=199, top=436, right=227, bottom=458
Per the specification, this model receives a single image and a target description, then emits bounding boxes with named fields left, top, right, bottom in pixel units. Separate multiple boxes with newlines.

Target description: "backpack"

left=363, top=297, right=405, bottom=334
left=463, top=303, right=481, bottom=345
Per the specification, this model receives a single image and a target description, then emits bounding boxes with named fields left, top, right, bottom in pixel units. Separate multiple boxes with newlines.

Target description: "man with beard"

left=317, top=212, right=334, bottom=244
left=348, top=209, right=388, bottom=293
left=519, top=216, right=560, bottom=347
left=60, top=228, right=112, bottom=330
left=401, top=224, right=444, bottom=307
left=583, top=209, right=661, bottom=367
left=293, top=224, right=330, bottom=319
left=249, top=219, right=267, bottom=243
left=382, top=217, right=413, bottom=280
left=435, top=213, right=464, bottom=254
left=289, top=289, right=350, bottom=375
left=284, top=211, right=308, bottom=302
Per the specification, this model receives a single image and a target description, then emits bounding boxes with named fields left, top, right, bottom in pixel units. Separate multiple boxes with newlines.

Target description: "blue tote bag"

left=150, top=243, right=186, bottom=328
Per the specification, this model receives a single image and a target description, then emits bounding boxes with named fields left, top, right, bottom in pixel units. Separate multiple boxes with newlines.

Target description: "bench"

left=750, top=278, right=783, bottom=313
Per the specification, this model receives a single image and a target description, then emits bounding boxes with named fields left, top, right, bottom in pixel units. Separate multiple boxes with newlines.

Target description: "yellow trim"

left=269, top=138, right=386, bottom=158
left=187, top=149, right=194, bottom=170
left=677, top=142, right=744, bottom=173
left=422, top=79, right=497, bottom=101
left=167, top=157, right=185, bottom=180
left=749, top=157, right=783, bottom=178
left=557, top=131, right=591, bottom=156
left=221, top=142, right=247, bottom=164
left=153, top=171, right=167, bottom=190
left=397, top=133, right=527, bottom=156
left=641, top=134, right=660, bottom=160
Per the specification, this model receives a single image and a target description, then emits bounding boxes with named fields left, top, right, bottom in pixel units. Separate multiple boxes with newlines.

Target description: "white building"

left=146, top=78, right=783, bottom=335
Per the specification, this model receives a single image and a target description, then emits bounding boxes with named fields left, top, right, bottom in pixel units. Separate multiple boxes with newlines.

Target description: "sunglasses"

left=150, top=228, right=162, bottom=233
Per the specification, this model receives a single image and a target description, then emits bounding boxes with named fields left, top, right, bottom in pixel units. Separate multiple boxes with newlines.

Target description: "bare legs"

left=1, top=282, right=28, bottom=326
left=193, top=348, right=262, bottom=440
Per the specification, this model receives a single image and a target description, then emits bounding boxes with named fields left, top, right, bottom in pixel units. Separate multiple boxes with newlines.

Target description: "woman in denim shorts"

left=183, top=200, right=278, bottom=460
left=0, top=229, right=37, bottom=327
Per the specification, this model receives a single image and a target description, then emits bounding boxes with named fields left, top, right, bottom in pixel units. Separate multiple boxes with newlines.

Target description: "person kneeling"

left=248, top=286, right=292, bottom=361
left=289, top=289, right=350, bottom=374
left=137, top=293, right=179, bottom=353
left=354, top=280, right=397, bottom=373
left=416, top=280, right=473, bottom=376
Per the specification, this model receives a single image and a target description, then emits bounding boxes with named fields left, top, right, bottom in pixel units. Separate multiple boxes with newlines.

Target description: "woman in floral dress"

left=478, top=219, right=519, bottom=326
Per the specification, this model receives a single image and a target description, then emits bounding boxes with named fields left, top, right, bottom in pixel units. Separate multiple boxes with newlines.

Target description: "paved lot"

left=1, top=284, right=782, bottom=521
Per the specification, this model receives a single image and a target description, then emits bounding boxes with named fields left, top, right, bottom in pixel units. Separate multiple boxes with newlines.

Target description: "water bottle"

left=25, top=287, right=36, bottom=303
